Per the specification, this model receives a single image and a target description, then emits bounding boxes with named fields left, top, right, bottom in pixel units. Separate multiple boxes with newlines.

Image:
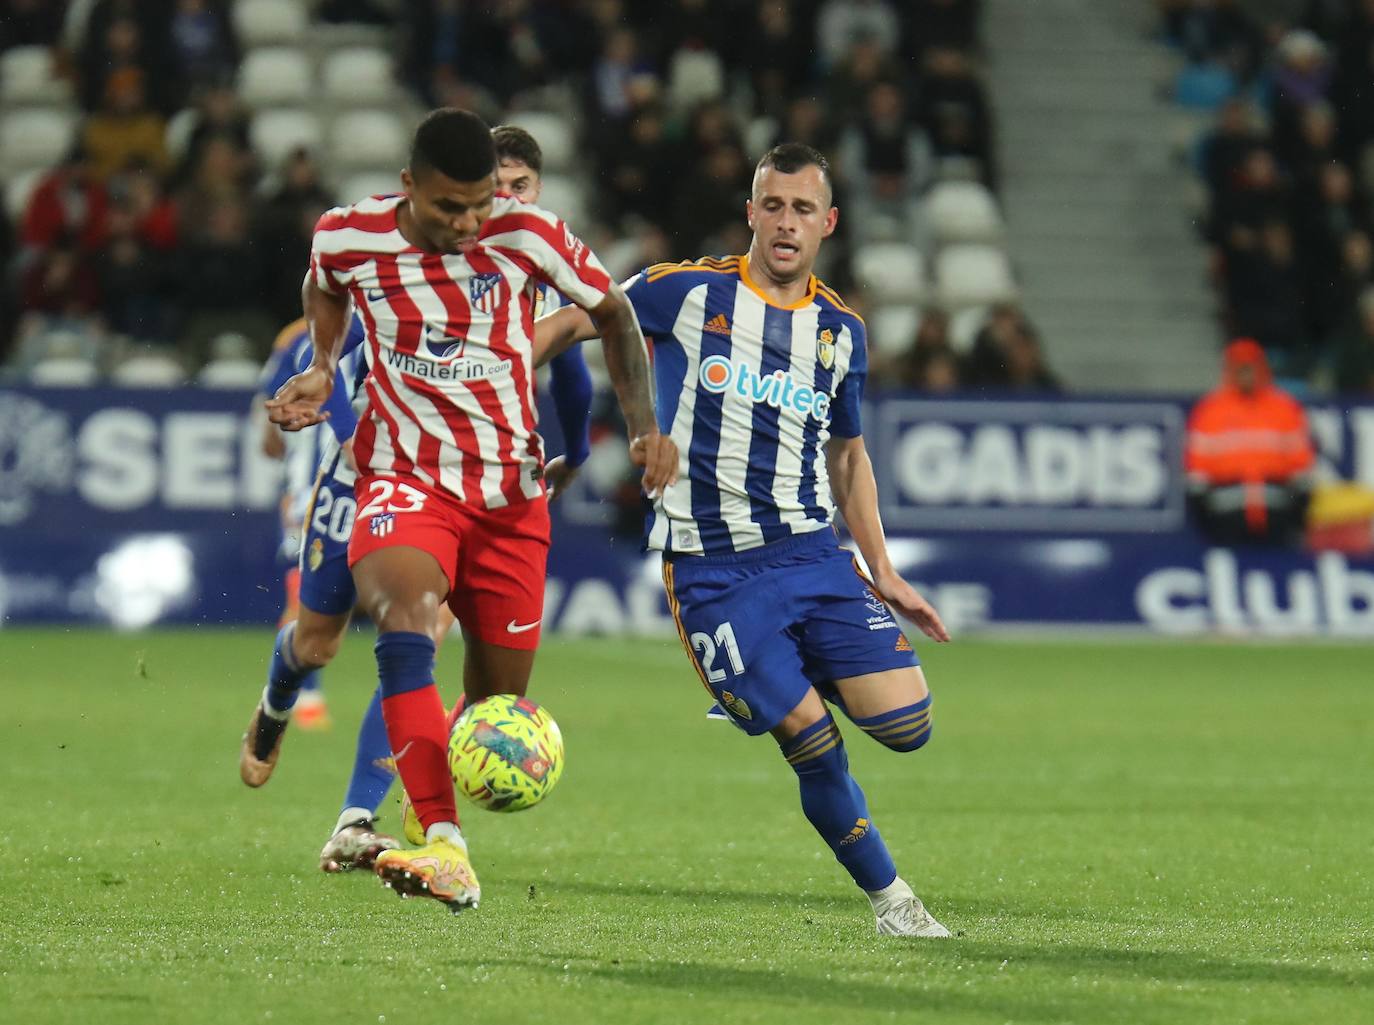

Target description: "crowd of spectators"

left=1163, top=0, right=1374, bottom=396
left=1, top=0, right=1045, bottom=393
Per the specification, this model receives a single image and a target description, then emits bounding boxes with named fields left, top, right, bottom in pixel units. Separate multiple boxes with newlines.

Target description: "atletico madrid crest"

left=370, top=512, right=395, bottom=537
left=816, top=327, right=835, bottom=370
left=469, top=272, right=504, bottom=315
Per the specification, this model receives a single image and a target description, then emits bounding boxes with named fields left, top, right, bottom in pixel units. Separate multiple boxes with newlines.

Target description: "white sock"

left=866, top=876, right=912, bottom=911
left=260, top=686, right=291, bottom=721
left=333, top=807, right=373, bottom=836
left=425, top=822, right=467, bottom=850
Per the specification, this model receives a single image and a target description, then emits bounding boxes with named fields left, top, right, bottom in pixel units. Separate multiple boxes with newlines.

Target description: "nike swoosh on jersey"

left=506, top=619, right=541, bottom=633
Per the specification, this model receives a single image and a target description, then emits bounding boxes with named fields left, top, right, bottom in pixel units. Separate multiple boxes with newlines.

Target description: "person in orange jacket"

left=1185, top=338, right=1315, bottom=545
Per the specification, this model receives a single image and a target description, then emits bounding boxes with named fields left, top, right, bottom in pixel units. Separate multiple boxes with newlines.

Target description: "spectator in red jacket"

left=1185, top=338, right=1315, bottom=545
left=21, top=147, right=110, bottom=253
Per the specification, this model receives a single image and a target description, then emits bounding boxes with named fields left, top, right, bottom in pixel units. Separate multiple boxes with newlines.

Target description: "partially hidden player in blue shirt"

left=536, top=143, right=954, bottom=937
left=241, top=125, right=595, bottom=873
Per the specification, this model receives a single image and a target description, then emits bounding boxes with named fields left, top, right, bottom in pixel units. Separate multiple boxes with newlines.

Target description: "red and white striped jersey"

left=309, top=193, right=612, bottom=509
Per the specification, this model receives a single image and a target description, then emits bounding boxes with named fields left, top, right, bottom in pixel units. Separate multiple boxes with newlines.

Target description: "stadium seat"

left=745, top=115, right=779, bottom=160
left=533, top=172, right=589, bottom=231
left=111, top=353, right=186, bottom=387
left=328, top=109, right=408, bottom=169
left=337, top=169, right=401, bottom=204
left=502, top=111, right=574, bottom=173
left=28, top=357, right=100, bottom=387
left=164, top=108, right=199, bottom=163
left=198, top=358, right=263, bottom=389
left=237, top=47, right=313, bottom=107
left=926, top=181, right=1003, bottom=245
left=250, top=109, right=323, bottom=167
left=852, top=242, right=928, bottom=306
left=934, top=244, right=1017, bottom=311
left=869, top=305, right=922, bottom=360
left=0, top=108, right=77, bottom=176
left=948, top=304, right=990, bottom=353
left=0, top=46, right=71, bottom=105
left=667, top=48, right=726, bottom=111
left=4, top=167, right=44, bottom=222
left=232, top=0, right=308, bottom=47
left=320, top=46, right=394, bottom=105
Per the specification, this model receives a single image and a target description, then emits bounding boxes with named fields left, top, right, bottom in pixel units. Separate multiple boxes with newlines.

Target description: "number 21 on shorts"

left=689, top=622, right=745, bottom=683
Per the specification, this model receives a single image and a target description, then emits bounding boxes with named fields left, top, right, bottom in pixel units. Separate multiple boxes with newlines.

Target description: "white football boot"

left=870, top=878, right=952, bottom=937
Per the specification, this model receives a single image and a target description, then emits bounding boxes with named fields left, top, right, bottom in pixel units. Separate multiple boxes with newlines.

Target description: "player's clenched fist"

left=266, top=363, right=334, bottom=431
left=629, top=430, right=679, bottom=498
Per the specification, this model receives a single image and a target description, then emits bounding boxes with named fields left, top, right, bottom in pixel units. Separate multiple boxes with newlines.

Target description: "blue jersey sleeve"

left=319, top=317, right=366, bottom=442
left=296, top=317, right=364, bottom=442
left=320, top=368, right=357, bottom=443
left=341, top=315, right=366, bottom=357
left=829, top=320, right=868, bottom=439
left=260, top=342, right=302, bottom=398
left=548, top=347, right=593, bottom=467
left=622, top=270, right=677, bottom=337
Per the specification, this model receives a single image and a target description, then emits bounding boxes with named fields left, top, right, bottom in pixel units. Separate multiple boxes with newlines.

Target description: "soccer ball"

left=448, top=694, right=564, bottom=812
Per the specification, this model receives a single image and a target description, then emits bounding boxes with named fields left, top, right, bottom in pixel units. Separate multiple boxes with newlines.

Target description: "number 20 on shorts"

left=689, top=622, right=745, bottom=683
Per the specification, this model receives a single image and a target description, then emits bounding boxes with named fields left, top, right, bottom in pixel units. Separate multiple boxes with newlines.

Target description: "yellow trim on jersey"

left=738, top=254, right=818, bottom=311
left=273, top=317, right=308, bottom=352
left=645, top=256, right=741, bottom=284
left=661, top=561, right=717, bottom=700
left=816, top=282, right=864, bottom=322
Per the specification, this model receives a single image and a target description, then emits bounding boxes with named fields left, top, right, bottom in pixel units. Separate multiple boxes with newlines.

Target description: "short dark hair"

left=755, top=142, right=833, bottom=202
left=491, top=125, right=543, bottom=176
left=409, top=108, right=496, bottom=183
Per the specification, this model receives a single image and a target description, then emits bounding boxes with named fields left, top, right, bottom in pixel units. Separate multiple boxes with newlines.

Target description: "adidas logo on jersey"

left=703, top=314, right=731, bottom=336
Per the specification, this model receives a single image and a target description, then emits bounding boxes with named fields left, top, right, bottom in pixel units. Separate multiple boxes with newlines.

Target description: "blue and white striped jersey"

left=260, top=317, right=369, bottom=514
left=624, top=254, right=867, bottom=555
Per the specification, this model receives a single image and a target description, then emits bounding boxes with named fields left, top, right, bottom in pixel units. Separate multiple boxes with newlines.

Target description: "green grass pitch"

left=3, top=629, right=1372, bottom=1024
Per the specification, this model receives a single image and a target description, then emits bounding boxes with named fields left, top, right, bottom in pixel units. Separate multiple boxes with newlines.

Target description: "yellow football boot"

left=374, top=836, right=480, bottom=912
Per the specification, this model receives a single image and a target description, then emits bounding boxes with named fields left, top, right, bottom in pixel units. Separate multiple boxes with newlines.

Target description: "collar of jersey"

left=739, top=254, right=818, bottom=311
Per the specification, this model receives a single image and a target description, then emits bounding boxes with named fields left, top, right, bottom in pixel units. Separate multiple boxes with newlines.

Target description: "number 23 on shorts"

left=358, top=479, right=429, bottom=518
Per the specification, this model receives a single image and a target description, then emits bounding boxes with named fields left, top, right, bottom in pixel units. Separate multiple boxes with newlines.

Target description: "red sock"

left=381, top=684, right=458, bottom=832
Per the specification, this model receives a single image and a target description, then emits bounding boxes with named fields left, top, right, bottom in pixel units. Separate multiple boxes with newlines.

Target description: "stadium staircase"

left=983, top=0, right=1221, bottom=393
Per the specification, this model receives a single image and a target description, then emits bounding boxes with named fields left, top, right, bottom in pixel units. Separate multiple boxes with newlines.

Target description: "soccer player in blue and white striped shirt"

left=538, top=144, right=954, bottom=936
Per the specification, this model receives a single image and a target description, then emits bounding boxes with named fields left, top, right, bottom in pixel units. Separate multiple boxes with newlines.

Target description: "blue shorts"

left=662, top=528, right=919, bottom=736
left=297, top=475, right=357, bottom=616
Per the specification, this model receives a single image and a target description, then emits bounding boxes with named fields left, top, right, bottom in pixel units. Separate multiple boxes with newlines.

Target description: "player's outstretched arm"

left=265, top=279, right=350, bottom=432
left=532, top=306, right=599, bottom=369
left=826, top=435, right=950, bottom=643
left=587, top=286, right=679, bottom=497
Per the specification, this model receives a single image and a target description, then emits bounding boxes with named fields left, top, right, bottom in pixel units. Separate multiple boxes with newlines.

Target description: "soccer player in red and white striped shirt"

left=258, top=108, right=677, bottom=910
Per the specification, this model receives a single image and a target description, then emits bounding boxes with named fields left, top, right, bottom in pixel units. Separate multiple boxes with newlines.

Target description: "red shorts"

left=348, top=475, right=550, bottom=650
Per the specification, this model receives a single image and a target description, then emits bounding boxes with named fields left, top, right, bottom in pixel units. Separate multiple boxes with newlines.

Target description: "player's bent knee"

left=853, top=695, right=933, bottom=753
left=291, top=611, right=350, bottom=667
left=293, top=627, right=343, bottom=668
left=779, top=711, right=847, bottom=775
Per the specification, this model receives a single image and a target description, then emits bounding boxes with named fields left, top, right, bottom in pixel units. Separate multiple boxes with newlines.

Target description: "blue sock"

left=265, top=623, right=317, bottom=714
left=340, top=687, right=396, bottom=817
left=780, top=713, right=897, bottom=892
left=853, top=695, right=933, bottom=752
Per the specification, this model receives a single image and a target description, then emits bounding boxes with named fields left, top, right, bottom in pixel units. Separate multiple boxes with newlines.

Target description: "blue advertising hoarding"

left=2, top=386, right=1372, bottom=636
